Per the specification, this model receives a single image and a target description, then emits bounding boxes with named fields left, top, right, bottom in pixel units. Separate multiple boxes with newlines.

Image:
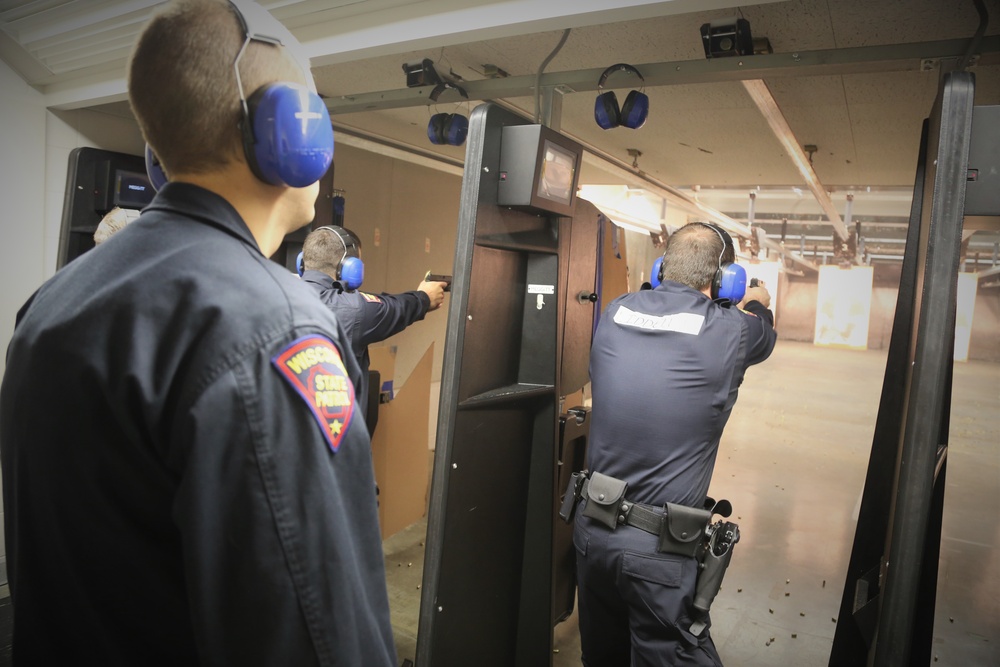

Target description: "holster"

left=690, top=520, right=741, bottom=636
left=558, top=470, right=588, bottom=524
left=657, top=503, right=712, bottom=558
left=581, top=472, right=628, bottom=530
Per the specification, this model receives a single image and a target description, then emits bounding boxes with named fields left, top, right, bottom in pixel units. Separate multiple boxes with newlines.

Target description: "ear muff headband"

left=697, top=222, right=747, bottom=303
left=595, top=63, right=649, bottom=130
left=230, top=1, right=333, bottom=187
left=316, top=225, right=364, bottom=290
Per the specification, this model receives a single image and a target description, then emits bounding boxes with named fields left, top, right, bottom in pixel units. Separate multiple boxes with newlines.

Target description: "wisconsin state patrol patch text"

left=272, top=336, right=355, bottom=453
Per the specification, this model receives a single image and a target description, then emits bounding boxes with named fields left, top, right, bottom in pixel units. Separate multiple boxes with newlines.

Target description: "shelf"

left=459, top=382, right=555, bottom=408
left=475, top=230, right=558, bottom=254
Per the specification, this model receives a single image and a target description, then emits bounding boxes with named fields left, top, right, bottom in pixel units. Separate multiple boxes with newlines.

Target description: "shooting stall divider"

left=830, top=71, right=976, bottom=666
left=415, top=103, right=600, bottom=667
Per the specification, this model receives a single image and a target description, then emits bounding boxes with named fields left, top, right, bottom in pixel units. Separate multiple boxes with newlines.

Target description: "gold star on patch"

left=330, top=420, right=343, bottom=436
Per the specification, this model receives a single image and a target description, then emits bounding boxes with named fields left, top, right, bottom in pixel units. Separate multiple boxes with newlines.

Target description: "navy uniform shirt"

left=0, top=183, right=397, bottom=667
left=301, top=269, right=430, bottom=414
left=587, top=280, right=777, bottom=508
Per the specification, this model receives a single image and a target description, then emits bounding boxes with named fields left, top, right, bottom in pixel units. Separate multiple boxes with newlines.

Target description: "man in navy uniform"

left=300, top=225, right=447, bottom=418
left=574, top=222, right=777, bottom=666
left=0, top=1, right=396, bottom=665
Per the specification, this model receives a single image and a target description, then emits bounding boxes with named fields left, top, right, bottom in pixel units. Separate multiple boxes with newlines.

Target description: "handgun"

left=749, top=277, right=760, bottom=288
left=425, top=273, right=452, bottom=292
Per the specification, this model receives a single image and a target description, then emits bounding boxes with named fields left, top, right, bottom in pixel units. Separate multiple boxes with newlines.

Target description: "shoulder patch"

left=360, top=292, right=382, bottom=303
left=272, top=336, right=355, bottom=453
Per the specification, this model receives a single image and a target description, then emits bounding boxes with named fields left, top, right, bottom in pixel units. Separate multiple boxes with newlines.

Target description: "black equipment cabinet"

left=57, top=147, right=335, bottom=271
left=416, top=103, right=600, bottom=666
left=57, top=147, right=150, bottom=268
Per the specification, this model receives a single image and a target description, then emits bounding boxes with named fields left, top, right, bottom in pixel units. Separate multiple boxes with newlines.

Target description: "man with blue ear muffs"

left=299, top=225, right=447, bottom=424
left=0, top=1, right=397, bottom=665
left=568, top=221, right=776, bottom=666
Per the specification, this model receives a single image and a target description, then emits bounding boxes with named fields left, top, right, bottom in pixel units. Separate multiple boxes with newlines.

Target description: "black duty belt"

left=580, top=478, right=667, bottom=537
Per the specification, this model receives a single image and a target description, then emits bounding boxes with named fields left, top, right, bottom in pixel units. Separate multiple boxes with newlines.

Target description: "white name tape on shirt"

left=613, top=306, right=705, bottom=335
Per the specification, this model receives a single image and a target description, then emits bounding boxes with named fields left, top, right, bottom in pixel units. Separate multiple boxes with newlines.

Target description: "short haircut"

left=127, top=0, right=305, bottom=178
left=660, top=222, right=732, bottom=291
left=302, top=228, right=346, bottom=277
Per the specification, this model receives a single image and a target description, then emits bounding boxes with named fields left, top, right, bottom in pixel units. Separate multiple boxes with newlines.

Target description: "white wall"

left=0, top=59, right=46, bottom=582
left=0, top=58, right=145, bottom=582
left=0, top=59, right=47, bottom=378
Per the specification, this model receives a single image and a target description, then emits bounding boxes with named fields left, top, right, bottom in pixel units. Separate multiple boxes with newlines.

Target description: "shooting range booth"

left=830, top=71, right=999, bottom=665
left=415, top=104, right=603, bottom=666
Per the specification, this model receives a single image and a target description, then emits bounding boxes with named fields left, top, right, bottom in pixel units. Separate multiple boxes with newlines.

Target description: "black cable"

left=534, top=29, right=571, bottom=123
left=957, top=0, right=989, bottom=71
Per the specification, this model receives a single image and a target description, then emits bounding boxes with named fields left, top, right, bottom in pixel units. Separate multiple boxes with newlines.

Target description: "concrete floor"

left=383, top=340, right=999, bottom=666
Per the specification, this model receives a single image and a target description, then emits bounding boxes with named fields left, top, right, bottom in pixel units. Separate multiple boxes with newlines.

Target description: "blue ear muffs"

left=595, top=63, right=648, bottom=130
left=427, top=112, right=468, bottom=146
left=243, top=83, right=334, bottom=187
left=314, top=226, right=364, bottom=290
left=339, top=256, right=364, bottom=291
left=144, top=144, right=167, bottom=191
left=651, top=256, right=664, bottom=288
left=445, top=113, right=469, bottom=145
left=230, top=1, right=334, bottom=188
left=427, top=114, right=447, bottom=144
left=715, top=262, right=747, bottom=303
left=595, top=93, right=621, bottom=130
left=619, top=90, right=650, bottom=130
left=699, top=223, right=747, bottom=303
left=658, top=223, right=747, bottom=302
left=296, top=251, right=305, bottom=276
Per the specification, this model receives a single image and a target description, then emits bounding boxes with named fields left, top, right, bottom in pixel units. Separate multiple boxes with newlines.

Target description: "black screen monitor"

left=113, top=169, right=155, bottom=209
left=498, top=124, right=583, bottom=216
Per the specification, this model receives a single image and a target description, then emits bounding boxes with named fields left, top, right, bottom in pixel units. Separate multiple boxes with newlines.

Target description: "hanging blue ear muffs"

left=427, top=113, right=469, bottom=146
left=594, top=63, right=649, bottom=130
left=698, top=223, right=747, bottom=303
left=426, top=82, right=469, bottom=146
left=230, top=1, right=334, bottom=187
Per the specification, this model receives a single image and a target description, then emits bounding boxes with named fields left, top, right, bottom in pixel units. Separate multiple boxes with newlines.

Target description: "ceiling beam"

left=741, top=78, right=849, bottom=241
left=293, top=0, right=767, bottom=67
left=325, top=36, right=1000, bottom=115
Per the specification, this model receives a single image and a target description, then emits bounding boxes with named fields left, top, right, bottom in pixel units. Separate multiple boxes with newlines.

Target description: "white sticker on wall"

left=528, top=284, right=555, bottom=295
